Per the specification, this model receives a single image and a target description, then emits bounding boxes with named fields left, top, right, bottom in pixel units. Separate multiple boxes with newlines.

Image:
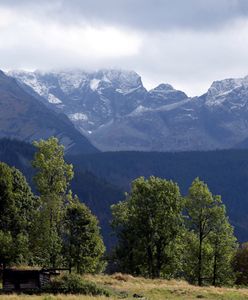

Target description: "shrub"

left=43, top=273, right=110, bottom=296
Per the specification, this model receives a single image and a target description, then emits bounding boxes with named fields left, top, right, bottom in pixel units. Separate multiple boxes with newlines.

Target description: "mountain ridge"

left=9, top=69, right=248, bottom=152
left=0, top=70, right=99, bottom=154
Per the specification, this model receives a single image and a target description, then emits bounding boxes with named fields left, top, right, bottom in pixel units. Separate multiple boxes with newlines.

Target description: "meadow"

left=1, top=274, right=248, bottom=300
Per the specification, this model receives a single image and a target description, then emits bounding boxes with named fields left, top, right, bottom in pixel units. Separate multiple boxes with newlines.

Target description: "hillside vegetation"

left=1, top=138, right=248, bottom=296
left=2, top=138, right=248, bottom=245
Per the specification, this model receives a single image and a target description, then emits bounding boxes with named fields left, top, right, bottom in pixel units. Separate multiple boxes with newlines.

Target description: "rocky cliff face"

left=0, top=70, right=98, bottom=154
left=10, top=69, right=248, bottom=151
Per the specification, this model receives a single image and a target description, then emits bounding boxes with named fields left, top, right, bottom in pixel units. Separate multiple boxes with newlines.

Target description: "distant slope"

left=69, top=150, right=248, bottom=242
left=234, top=137, right=248, bottom=149
left=1, top=138, right=248, bottom=244
left=0, top=71, right=98, bottom=154
left=0, top=139, right=123, bottom=248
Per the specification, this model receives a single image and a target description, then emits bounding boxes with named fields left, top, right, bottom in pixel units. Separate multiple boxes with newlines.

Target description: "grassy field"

left=1, top=274, right=248, bottom=300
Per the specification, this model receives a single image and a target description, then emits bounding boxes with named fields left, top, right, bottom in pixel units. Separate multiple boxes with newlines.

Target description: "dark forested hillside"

left=0, top=139, right=123, bottom=248
left=1, top=138, right=248, bottom=244
left=69, top=150, right=248, bottom=242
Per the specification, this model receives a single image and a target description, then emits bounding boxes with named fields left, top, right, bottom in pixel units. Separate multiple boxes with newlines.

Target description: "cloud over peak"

left=1, top=0, right=248, bottom=95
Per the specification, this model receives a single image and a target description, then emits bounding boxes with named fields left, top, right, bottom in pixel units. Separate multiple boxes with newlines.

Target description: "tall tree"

left=32, top=137, right=74, bottom=267
left=64, top=194, right=105, bottom=274
left=0, top=231, right=13, bottom=269
left=0, top=162, right=14, bottom=233
left=185, top=178, right=236, bottom=286
left=11, top=168, right=39, bottom=237
left=0, top=162, right=37, bottom=268
left=112, top=176, right=184, bottom=278
left=208, top=207, right=237, bottom=286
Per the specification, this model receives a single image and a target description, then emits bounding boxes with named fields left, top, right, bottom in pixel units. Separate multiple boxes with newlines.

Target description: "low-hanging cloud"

left=1, top=0, right=248, bottom=95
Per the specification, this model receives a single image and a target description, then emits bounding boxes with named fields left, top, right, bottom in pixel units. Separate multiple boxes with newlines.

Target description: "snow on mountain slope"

left=9, top=69, right=248, bottom=152
left=205, top=76, right=248, bottom=107
left=10, top=69, right=184, bottom=132
left=0, top=70, right=98, bottom=154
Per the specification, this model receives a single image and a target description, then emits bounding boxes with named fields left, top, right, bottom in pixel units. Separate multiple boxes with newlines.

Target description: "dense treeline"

left=111, top=176, right=242, bottom=286
left=0, top=137, right=105, bottom=273
left=2, top=138, right=248, bottom=244
left=0, top=164, right=38, bottom=268
left=0, top=138, right=124, bottom=249
left=69, top=150, right=248, bottom=242
left=2, top=138, right=248, bottom=287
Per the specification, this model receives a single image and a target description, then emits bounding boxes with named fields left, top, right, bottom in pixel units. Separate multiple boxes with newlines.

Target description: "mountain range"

left=1, top=68, right=248, bottom=245
left=9, top=69, right=248, bottom=152
left=0, top=70, right=98, bottom=154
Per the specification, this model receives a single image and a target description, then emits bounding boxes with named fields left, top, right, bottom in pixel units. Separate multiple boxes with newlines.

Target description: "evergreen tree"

left=64, top=194, right=105, bottom=274
left=112, top=176, right=184, bottom=278
left=32, top=137, right=74, bottom=267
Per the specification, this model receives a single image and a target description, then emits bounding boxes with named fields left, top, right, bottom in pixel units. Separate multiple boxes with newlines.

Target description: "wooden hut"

left=2, top=269, right=51, bottom=291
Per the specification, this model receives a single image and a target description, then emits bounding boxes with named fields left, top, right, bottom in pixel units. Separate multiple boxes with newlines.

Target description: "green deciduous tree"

left=234, top=242, right=248, bottom=285
left=0, top=162, right=18, bottom=234
left=32, top=137, right=74, bottom=267
left=208, top=206, right=237, bottom=286
left=184, top=178, right=237, bottom=286
left=11, top=168, right=40, bottom=237
left=0, top=231, right=13, bottom=269
left=0, top=162, right=38, bottom=268
left=112, top=176, right=184, bottom=278
left=64, top=194, right=105, bottom=274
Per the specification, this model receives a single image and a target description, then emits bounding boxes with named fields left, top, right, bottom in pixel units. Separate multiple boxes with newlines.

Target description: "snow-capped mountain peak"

left=151, top=83, right=174, bottom=92
left=94, top=69, right=144, bottom=94
left=90, top=78, right=101, bottom=91
left=10, top=69, right=248, bottom=152
left=9, top=69, right=146, bottom=105
left=206, top=76, right=248, bottom=106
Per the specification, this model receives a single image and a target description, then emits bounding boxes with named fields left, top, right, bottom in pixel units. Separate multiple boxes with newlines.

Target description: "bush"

left=43, top=273, right=110, bottom=296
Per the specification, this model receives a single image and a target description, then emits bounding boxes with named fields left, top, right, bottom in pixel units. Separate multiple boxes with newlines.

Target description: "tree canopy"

left=112, top=176, right=184, bottom=278
left=0, top=162, right=38, bottom=268
left=184, top=178, right=237, bottom=286
left=64, top=194, right=106, bottom=274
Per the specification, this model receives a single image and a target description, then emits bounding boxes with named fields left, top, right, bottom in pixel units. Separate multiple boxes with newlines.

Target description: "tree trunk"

left=155, top=240, right=163, bottom=278
left=147, top=245, right=154, bottom=278
left=198, top=233, right=203, bottom=286
left=128, top=247, right=134, bottom=274
left=49, top=210, right=54, bottom=268
left=212, top=243, right=218, bottom=286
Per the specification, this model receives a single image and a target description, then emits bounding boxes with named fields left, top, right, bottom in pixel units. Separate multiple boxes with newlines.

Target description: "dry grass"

left=2, top=274, right=248, bottom=299
left=85, top=274, right=248, bottom=299
left=0, top=296, right=110, bottom=300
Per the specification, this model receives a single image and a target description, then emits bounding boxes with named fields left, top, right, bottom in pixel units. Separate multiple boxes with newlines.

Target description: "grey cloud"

left=2, top=0, right=248, bottom=96
left=2, top=0, right=248, bottom=31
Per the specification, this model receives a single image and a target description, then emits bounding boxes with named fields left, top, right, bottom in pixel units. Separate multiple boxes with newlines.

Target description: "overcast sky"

left=1, top=0, right=248, bottom=95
